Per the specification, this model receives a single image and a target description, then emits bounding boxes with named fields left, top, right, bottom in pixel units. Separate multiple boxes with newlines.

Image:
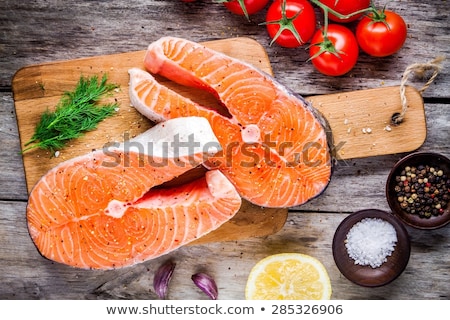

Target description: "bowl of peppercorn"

left=386, top=152, right=450, bottom=229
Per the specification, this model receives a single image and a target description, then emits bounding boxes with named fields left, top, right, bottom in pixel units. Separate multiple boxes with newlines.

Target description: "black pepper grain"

left=394, top=164, right=450, bottom=218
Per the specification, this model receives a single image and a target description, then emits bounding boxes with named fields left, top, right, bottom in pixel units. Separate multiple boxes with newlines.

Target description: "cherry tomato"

left=222, top=0, right=270, bottom=20
left=264, top=0, right=317, bottom=48
left=320, top=0, right=371, bottom=23
left=356, top=10, right=407, bottom=57
left=309, top=24, right=359, bottom=76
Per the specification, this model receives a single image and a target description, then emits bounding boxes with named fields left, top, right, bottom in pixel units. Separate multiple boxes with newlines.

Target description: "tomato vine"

left=182, top=0, right=408, bottom=76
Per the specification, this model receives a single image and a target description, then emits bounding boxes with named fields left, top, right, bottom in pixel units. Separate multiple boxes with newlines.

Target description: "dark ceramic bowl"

left=332, top=209, right=411, bottom=287
left=386, top=152, right=450, bottom=230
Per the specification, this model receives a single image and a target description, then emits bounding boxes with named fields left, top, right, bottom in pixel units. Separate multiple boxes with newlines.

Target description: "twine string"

left=392, top=55, right=446, bottom=125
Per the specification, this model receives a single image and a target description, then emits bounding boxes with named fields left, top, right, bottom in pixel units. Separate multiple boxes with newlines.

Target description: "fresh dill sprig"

left=23, top=73, right=119, bottom=153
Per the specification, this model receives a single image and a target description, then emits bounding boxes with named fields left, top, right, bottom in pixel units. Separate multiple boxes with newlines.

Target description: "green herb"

left=23, top=73, right=119, bottom=153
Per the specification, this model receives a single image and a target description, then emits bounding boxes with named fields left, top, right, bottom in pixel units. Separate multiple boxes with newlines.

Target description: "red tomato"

left=356, top=10, right=407, bottom=57
left=264, top=0, right=317, bottom=48
left=320, top=0, right=371, bottom=23
left=222, top=0, right=270, bottom=19
left=309, top=24, right=359, bottom=76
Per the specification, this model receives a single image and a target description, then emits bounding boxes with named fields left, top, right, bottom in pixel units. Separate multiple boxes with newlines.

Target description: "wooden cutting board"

left=12, top=37, right=426, bottom=243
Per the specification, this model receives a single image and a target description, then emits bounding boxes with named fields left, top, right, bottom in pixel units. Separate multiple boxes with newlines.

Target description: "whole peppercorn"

left=394, top=164, right=450, bottom=219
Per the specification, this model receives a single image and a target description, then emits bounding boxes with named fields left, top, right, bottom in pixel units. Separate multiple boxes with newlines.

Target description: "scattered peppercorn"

left=394, top=164, right=450, bottom=218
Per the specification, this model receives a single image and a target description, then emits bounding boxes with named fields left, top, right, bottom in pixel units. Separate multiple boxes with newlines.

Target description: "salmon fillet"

left=26, top=117, right=241, bottom=269
left=129, top=37, right=332, bottom=208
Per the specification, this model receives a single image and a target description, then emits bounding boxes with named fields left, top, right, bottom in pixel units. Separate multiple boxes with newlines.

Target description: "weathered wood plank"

left=1, top=1, right=449, bottom=98
left=0, top=93, right=28, bottom=201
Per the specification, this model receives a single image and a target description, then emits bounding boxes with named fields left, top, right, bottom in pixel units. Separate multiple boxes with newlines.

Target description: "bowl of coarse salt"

left=332, top=209, right=411, bottom=287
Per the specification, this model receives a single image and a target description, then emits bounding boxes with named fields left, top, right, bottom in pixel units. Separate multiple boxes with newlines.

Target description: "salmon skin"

left=129, top=36, right=332, bottom=208
left=26, top=117, right=242, bottom=269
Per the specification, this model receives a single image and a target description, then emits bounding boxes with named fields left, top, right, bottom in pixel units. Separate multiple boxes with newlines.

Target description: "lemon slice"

left=245, top=253, right=332, bottom=300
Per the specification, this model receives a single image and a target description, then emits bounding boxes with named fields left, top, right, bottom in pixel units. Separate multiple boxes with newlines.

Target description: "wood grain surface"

left=309, top=86, right=426, bottom=159
left=1, top=0, right=449, bottom=300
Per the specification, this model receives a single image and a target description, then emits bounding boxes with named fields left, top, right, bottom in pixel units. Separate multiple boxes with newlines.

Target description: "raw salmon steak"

left=27, top=117, right=242, bottom=269
left=129, top=36, right=332, bottom=208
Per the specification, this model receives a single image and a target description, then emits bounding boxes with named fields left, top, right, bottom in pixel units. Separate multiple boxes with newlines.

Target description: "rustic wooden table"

left=0, top=0, right=448, bottom=300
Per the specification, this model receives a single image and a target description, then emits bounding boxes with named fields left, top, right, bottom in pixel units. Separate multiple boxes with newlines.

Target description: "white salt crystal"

left=345, top=218, right=397, bottom=268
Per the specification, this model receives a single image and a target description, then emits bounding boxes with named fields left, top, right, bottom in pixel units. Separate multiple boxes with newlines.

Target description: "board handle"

left=307, top=85, right=426, bottom=160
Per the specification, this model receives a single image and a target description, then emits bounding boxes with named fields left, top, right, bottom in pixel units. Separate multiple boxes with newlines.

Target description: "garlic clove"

left=153, top=260, right=176, bottom=299
left=191, top=272, right=218, bottom=300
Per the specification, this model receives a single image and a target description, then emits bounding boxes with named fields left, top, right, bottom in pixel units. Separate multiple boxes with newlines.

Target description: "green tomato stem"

left=310, top=0, right=373, bottom=20
left=216, top=0, right=250, bottom=21
left=307, top=0, right=376, bottom=61
left=260, top=0, right=304, bottom=47
left=237, top=0, right=250, bottom=21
